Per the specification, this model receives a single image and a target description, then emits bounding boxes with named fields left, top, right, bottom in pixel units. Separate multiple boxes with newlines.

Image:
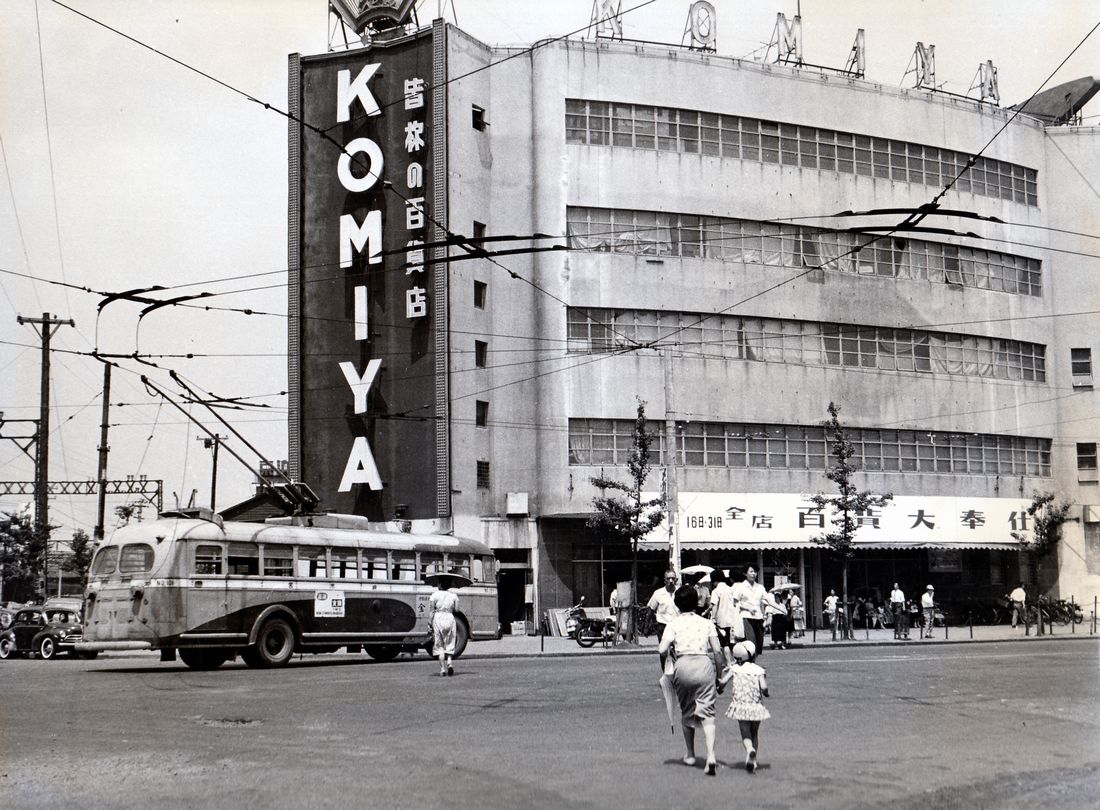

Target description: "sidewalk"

left=464, top=621, right=1099, bottom=660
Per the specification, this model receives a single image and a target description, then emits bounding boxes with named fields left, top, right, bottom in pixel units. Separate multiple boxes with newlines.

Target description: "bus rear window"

left=91, top=547, right=119, bottom=576
left=119, top=543, right=155, bottom=573
left=228, top=543, right=259, bottom=576
left=195, top=545, right=223, bottom=575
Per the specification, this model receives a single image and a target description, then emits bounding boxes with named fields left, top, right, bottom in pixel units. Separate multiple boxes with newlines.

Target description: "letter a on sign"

left=339, top=437, right=383, bottom=491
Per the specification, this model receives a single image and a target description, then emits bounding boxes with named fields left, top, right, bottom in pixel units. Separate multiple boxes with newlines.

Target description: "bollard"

left=944, top=620, right=948, bottom=641
left=969, top=612, right=973, bottom=640
left=1072, top=595, right=1075, bottom=634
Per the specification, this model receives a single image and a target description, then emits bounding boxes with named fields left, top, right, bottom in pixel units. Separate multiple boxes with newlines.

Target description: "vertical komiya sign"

left=293, top=30, right=438, bottom=520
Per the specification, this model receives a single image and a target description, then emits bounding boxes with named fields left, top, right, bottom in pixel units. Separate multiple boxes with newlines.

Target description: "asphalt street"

left=2, top=639, right=1098, bottom=809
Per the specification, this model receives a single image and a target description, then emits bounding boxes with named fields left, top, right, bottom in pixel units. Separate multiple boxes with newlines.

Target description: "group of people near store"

left=822, top=583, right=939, bottom=639
left=646, top=566, right=781, bottom=777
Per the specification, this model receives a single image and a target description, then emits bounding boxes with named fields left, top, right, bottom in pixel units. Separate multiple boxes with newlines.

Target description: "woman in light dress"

left=657, top=585, right=725, bottom=776
left=429, top=580, right=459, bottom=676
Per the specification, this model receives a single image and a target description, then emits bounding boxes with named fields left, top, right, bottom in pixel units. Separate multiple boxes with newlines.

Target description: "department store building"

left=287, top=14, right=1100, bottom=630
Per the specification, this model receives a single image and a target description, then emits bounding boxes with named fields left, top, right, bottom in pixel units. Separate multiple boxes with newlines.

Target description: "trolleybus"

left=79, top=510, right=499, bottom=669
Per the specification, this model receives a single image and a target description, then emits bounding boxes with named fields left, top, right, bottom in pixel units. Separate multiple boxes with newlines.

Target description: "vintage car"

left=0, top=607, right=97, bottom=660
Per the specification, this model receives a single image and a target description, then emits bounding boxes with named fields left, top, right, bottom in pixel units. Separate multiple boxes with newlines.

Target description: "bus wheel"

left=179, top=648, right=229, bottom=670
left=244, top=618, right=295, bottom=668
left=364, top=644, right=400, bottom=662
left=453, top=618, right=469, bottom=659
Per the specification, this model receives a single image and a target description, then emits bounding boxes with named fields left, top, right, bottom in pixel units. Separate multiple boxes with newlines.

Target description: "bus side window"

left=446, top=554, right=471, bottom=580
left=332, top=547, right=358, bottom=579
left=419, top=551, right=444, bottom=579
left=472, top=556, right=484, bottom=583
left=227, top=543, right=259, bottom=576
left=363, top=552, right=388, bottom=580
left=261, top=545, right=293, bottom=577
left=482, top=555, right=497, bottom=583
left=195, top=545, right=223, bottom=575
left=91, top=546, right=119, bottom=576
left=391, top=552, right=416, bottom=581
left=297, top=547, right=326, bottom=578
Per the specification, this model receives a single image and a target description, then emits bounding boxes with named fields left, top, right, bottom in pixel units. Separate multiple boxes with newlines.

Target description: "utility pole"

left=94, top=363, right=112, bottom=541
left=199, top=435, right=227, bottom=512
left=17, top=313, right=74, bottom=596
left=662, top=347, right=680, bottom=577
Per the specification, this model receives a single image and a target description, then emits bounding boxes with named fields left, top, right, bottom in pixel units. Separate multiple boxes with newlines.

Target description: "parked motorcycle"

left=566, top=597, right=616, bottom=648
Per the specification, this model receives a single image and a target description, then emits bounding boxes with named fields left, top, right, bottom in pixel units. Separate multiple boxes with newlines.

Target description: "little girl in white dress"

left=723, top=641, right=770, bottom=773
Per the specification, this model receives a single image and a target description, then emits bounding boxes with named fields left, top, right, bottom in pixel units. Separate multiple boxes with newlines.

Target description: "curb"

left=462, top=632, right=1099, bottom=661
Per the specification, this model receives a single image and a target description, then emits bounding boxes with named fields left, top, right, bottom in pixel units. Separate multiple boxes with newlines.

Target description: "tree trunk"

left=629, top=541, right=639, bottom=643
left=842, top=560, right=850, bottom=640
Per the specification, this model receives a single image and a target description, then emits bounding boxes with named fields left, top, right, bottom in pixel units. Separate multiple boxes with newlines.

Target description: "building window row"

left=567, top=207, right=1041, bottom=297
left=568, top=418, right=1052, bottom=477
left=566, top=99, right=1038, bottom=206
left=567, top=308, right=1047, bottom=383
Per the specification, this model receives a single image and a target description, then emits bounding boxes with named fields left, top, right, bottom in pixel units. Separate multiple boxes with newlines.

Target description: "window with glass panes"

left=569, top=419, right=1050, bottom=476
left=566, top=207, right=1041, bottom=296
left=564, top=99, right=1038, bottom=206
left=567, top=307, right=1045, bottom=382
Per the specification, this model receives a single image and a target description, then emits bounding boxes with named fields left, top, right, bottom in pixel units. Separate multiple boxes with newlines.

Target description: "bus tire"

left=179, top=648, right=229, bottom=670
left=364, top=644, right=400, bottom=662
left=246, top=618, right=295, bottom=668
left=453, top=618, right=469, bottom=658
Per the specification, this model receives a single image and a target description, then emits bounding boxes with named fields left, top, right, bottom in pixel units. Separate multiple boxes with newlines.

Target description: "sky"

left=1, top=0, right=1099, bottom=547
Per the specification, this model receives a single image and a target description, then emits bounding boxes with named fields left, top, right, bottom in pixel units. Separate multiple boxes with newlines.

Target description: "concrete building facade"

left=289, top=22, right=1100, bottom=630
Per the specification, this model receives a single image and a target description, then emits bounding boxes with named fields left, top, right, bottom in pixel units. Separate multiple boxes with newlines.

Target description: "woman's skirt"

left=770, top=613, right=788, bottom=644
left=672, top=654, right=717, bottom=725
left=432, top=612, right=457, bottom=655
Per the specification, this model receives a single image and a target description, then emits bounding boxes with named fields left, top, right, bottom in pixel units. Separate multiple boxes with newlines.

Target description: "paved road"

left=2, top=639, right=1098, bottom=809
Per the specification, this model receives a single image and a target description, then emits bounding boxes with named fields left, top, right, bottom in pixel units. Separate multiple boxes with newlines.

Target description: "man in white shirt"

left=708, top=570, right=736, bottom=661
left=921, top=585, right=936, bottom=638
left=648, top=571, right=680, bottom=669
left=731, top=566, right=767, bottom=659
left=1008, top=583, right=1027, bottom=628
left=823, top=589, right=839, bottom=630
left=890, top=583, right=908, bottom=640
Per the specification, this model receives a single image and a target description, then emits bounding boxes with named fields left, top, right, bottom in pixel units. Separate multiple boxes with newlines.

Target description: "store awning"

left=638, top=538, right=1022, bottom=552
left=644, top=493, right=1033, bottom=553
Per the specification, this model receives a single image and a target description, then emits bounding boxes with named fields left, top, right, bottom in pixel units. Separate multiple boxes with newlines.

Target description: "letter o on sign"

left=338, top=137, right=384, bottom=193
left=689, top=1, right=716, bottom=46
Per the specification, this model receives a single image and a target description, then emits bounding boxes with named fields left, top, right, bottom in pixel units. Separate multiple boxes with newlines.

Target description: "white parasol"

left=769, top=583, right=801, bottom=593
left=658, top=672, right=679, bottom=734
left=680, top=564, right=715, bottom=576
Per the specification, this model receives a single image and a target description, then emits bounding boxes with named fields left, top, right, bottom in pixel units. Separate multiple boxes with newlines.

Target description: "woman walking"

left=428, top=578, right=460, bottom=676
left=657, top=585, right=725, bottom=776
